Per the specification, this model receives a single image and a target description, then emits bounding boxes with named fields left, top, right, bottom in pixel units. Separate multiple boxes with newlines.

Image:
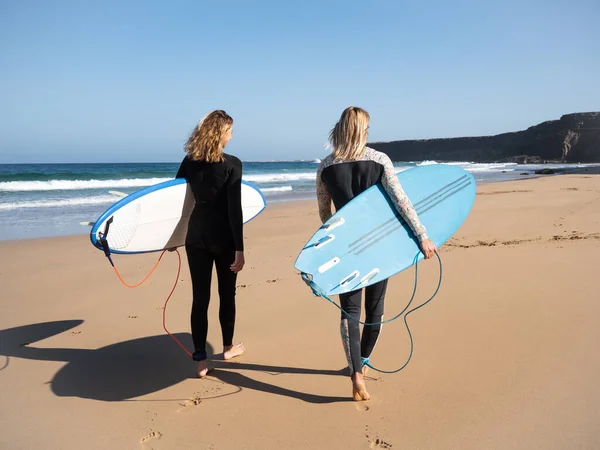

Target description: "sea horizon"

left=2, top=159, right=600, bottom=242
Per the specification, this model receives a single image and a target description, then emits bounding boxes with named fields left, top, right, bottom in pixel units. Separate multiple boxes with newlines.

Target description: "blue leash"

left=301, top=252, right=443, bottom=374
left=365, top=253, right=442, bottom=374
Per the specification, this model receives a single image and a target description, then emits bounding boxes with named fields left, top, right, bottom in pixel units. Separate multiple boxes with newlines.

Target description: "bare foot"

left=352, top=372, right=370, bottom=401
left=196, top=360, right=213, bottom=378
left=223, top=343, right=245, bottom=360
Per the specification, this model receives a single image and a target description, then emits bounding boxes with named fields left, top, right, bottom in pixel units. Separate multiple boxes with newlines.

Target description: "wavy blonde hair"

left=329, top=106, right=370, bottom=161
left=184, top=110, right=233, bottom=163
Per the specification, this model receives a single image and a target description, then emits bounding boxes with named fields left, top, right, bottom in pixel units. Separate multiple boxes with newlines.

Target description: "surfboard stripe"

left=412, top=175, right=469, bottom=210
left=347, top=176, right=467, bottom=250
left=347, top=180, right=471, bottom=256
left=416, top=179, right=472, bottom=216
left=348, top=176, right=469, bottom=252
left=352, top=179, right=473, bottom=255
left=348, top=220, right=401, bottom=254
left=348, top=217, right=396, bottom=248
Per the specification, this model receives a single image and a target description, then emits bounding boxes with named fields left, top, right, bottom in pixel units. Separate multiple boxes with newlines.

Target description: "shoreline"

left=3, top=169, right=599, bottom=243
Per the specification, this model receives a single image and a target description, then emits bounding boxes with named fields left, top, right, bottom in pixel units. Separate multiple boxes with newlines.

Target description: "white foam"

left=463, top=163, right=519, bottom=172
left=262, top=186, right=293, bottom=193
left=0, top=195, right=116, bottom=211
left=0, top=178, right=171, bottom=192
left=415, top=161, right=520, bottom=172
left=243, top=172, right=315, bottom=183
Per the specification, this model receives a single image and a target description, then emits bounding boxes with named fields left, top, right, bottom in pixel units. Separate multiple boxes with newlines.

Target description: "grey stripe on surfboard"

left=351, top=179, right=472, bottom=256
left=411, top=174, right=469, bottom=211
left=347, top=175, right=468, bottom=250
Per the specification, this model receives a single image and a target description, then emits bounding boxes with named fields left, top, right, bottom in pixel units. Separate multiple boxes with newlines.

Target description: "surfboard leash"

left=98, top=236, right=193, bottom=358
left=301, top=251, right=443, bottom=374
left=157, top=249, right=194, bottom=358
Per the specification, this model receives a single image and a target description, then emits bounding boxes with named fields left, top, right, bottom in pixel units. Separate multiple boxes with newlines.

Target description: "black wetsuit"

left=176, top=154, right=243, bottom=361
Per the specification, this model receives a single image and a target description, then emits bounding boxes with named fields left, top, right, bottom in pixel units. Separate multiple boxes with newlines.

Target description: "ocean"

left=1, top=160, right=598, bottom=241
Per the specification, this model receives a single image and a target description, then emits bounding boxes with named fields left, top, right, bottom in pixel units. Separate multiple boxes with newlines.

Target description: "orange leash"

left=112, top=251, right=166, bottom=288
left=160, top=250, right=192, bottom=357
left=109, top=248, right=192, bottom=357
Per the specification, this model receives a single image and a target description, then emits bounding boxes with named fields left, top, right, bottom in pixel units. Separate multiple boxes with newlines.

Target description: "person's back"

left=177, top=153, right=243, bottom=254
left=318, top=147, right=392, bottom=211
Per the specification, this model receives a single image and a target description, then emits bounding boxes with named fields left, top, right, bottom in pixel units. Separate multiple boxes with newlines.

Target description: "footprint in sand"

left=236, top=284, right=249, bottom=289
left=178, top=385, right=224, bottom=411
left=145, top=410, right=158, bottom=423
left=140, top=430, right=162, bottom=444
left=365, top=426, right=392, bottom=449
left=70, top=331, right=82, bottom=336
left=266, top=278, right=282, bottom=284
left=179, top=394, right=202, bottom=408
left=369, top=438, right=393, bottom=449
left=199, top=385, right=224, bottom=396
left=128, top=315, right=138, bottom=319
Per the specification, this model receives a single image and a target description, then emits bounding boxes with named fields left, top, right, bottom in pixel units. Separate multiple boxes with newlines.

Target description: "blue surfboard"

left=294, top=164, right=476, bottom=296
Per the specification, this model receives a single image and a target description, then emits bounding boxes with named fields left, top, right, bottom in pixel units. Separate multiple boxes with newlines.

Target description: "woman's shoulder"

left=363, top=146, right=388, bottom=161
left=317, top=154, right=334, bottom=172
left=223, top=153, right=242, bottom=167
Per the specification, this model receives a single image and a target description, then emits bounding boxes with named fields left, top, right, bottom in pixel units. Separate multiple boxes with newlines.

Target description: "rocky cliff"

left=369, top=112, right=600, bottom=163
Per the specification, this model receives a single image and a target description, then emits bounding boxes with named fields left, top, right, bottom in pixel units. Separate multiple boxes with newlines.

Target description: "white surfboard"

left=90, top=178, right=266, bottom=254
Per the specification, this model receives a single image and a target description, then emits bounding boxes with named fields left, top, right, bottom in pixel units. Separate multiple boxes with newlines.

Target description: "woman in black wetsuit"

left=316, top=107, right=437, bottom=401
left=176, top=110, right=246, bottom=377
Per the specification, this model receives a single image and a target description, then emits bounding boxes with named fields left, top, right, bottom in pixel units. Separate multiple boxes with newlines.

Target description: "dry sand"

left=1, top=174, right=599, bottom=449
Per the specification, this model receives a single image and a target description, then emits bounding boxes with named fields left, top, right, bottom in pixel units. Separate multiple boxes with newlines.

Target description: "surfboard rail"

left=90, top=178, right=266, bottom=254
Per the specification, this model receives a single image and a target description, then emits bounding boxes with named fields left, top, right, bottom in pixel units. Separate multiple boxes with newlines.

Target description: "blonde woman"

left=316, top=107, right=437, bottom=401
left=176, top=110, right=245, bottom=378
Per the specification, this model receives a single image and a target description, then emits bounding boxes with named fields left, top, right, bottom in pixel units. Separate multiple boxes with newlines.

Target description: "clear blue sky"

left=1, top=0, right=599, bottom=163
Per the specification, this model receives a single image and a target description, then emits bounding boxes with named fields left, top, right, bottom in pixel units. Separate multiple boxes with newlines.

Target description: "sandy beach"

left=1, top=174, right=599, bottom=450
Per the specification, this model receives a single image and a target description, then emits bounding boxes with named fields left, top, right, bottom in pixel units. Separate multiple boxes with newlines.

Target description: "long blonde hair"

left=329, top=106, right=370, bottom=161
left=184, top=110, right=233, bottom=163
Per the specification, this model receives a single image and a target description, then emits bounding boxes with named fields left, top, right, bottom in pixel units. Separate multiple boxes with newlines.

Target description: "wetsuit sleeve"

left=376, top=152, right=429, bottom=242
left=226, top=158, right=244, bottom=251
left=176, top=157, right=187, bottom=179
left=316, top=162, right=333, bottom=223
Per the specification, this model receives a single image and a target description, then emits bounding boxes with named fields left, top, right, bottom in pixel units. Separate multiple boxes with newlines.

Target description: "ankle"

left=352, top=372, right=364, bottom=382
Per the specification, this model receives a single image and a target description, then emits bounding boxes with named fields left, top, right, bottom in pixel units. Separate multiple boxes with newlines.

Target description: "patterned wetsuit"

left=316, top=147, right=428, bottom=374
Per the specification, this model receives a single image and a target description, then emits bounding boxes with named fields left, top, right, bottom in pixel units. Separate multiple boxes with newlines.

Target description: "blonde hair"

left=184, top=110, right=233, bottom=163
left=329, top=106, right=370, bottom=161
